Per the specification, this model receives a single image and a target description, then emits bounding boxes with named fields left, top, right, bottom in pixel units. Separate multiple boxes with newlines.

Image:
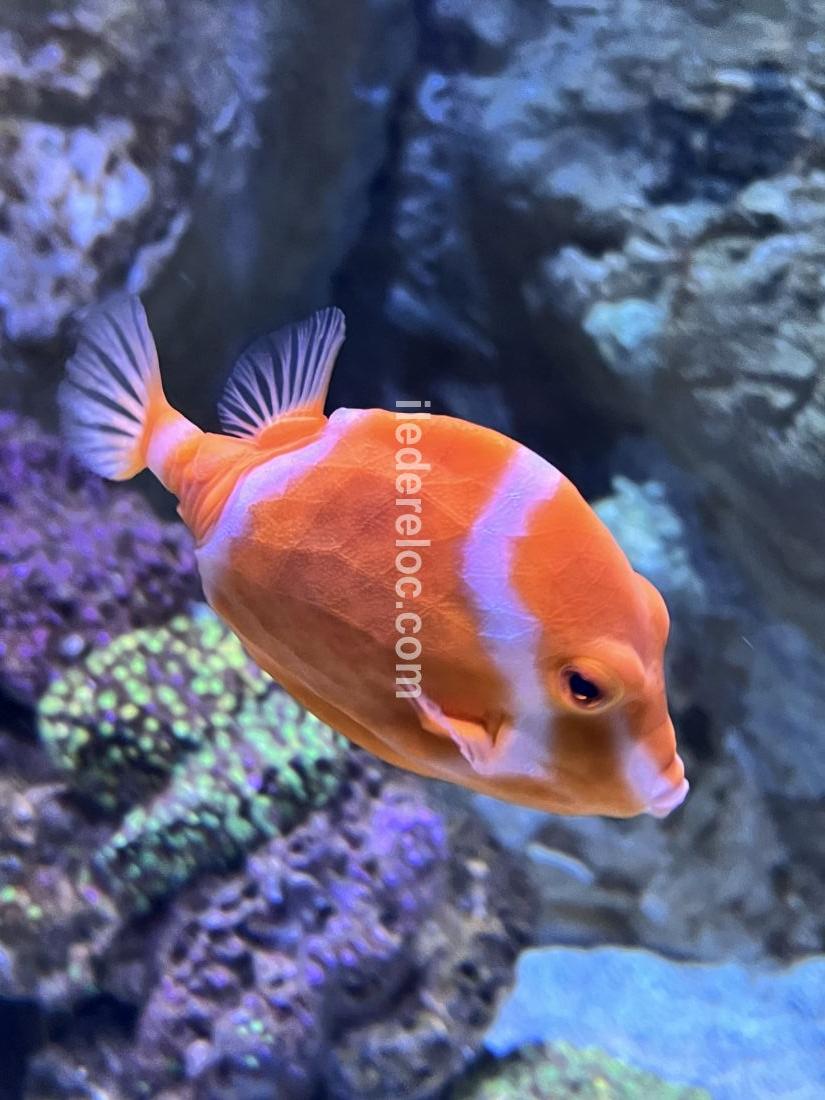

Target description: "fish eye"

left=563, top=667, right=605, bottom=708
left=554, top=659, right=625, bottom=714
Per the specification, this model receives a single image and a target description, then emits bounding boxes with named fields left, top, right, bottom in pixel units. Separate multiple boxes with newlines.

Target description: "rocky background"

left=1, top=1, right=824, bottom=1097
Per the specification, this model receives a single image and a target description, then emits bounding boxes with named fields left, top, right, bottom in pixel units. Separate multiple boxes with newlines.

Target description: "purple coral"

left=131, top=764, right=445, bottom=1099
left=326, top=807, right=534, bottom=1100
left=0, top=411, right=201, bottom=705
left=127, top=758, right=532, bottom=1100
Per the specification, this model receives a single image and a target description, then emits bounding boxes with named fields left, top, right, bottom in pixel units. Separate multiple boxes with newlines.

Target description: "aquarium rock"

left=473, top=462, right=825, bottom=962
left=325, top=814, right=533, bottom=1100
left=523, top=732, right=794, bottom=962
left=0, top=114, right=155, bottom=345
left=0, top=2, right=193, bottom=351
left=12, top=640, right=531, bottom=1094
left=377, top=0, right=825, bottom=646
left=742, top=619, right=825, bottom=801
left=0, top=0, right=416, bottom=431
left=21, top=773, right=531, bottom=1100
left=543, top=172, right=825, bottom=650
left=0, top=0, right=260, bottom=348
left=486, top=946, right=825, bottom=1100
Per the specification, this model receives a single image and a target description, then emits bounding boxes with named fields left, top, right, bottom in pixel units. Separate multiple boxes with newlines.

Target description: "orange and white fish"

left=60, top=295, right=688, bottom=818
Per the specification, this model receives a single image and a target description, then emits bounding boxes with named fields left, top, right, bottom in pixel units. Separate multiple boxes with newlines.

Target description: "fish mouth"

left=643, top=747, right=689, bottom=817
left=620, top=723, right=689, bottom=819
left=645, top=775, right=689, bottom=818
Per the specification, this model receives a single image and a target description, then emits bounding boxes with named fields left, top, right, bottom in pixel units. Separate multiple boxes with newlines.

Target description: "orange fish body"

left=60, top=297, right=688, bottom=818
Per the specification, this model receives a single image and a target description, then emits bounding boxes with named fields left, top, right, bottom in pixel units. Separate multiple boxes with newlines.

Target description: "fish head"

left=537, top=568, right=688, bottom=819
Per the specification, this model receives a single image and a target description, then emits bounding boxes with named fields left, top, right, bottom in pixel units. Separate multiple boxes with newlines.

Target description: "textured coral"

left=0, top=411, right=200, bottom=706
left=127, top=764, right=531, bottom=1100
left=39, top=610, right=265, bottom=813
left=39, top=607, right=348, bottom=912
left=324, top=813, right=533, bottom=1100
left=452, top=1043, right=709, bottom=1100
left=130, top=766, right=443, bottom=1099
left=17, top=596, right=532, bottom=1094
left=94, top=693, right=347, bottom=914
left=0, top=775, right=117, bottom=1007
left=26, top=1032, right=128, bottom=1100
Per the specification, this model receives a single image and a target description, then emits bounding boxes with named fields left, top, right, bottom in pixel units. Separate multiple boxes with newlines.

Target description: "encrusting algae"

left=451, top=1042, right=710, bottom=1100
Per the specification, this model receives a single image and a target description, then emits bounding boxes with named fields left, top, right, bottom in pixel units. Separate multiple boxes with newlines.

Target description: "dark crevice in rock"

left=0, top=80, right=106, bottom=127
left=0, top=999, right=43, bottom=1100
left=45, top=993, right=138, bottom=1046
left=649, top=67, right=808, bottom=204
left=0, top=694, right=36, bottom=741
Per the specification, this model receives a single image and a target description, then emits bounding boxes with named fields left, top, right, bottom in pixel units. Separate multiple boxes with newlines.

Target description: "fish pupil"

left=568, top=670, right=602, bottom=705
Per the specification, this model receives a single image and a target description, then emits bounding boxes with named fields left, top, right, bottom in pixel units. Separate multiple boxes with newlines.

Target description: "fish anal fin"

left=218, top=307, right=345, bottom=442
left=411, top=694, right=502, bottom=776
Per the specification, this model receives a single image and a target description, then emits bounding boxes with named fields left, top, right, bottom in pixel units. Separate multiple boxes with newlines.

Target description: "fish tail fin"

left=59, top=295, right=172, bottom=481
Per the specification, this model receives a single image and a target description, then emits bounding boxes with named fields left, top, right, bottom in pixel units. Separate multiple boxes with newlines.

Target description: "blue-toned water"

left=1, top=2, right=823, bottom=1098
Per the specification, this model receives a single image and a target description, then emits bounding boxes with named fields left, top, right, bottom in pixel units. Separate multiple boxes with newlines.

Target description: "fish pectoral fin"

left=410, top=694, right=502, bottom=776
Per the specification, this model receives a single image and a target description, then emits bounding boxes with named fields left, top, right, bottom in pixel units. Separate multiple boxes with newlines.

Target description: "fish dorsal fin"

left=218, top=307, right=345, bottom=440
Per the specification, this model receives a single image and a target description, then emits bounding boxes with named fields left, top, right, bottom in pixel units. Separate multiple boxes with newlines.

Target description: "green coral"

left=452, top=1043, right=709, bottom=1100
left=38, top=609, right=268, bottom=813
left=93, top=691, right=346, bottom=914
left=37, top=606, right=348, bottom=914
